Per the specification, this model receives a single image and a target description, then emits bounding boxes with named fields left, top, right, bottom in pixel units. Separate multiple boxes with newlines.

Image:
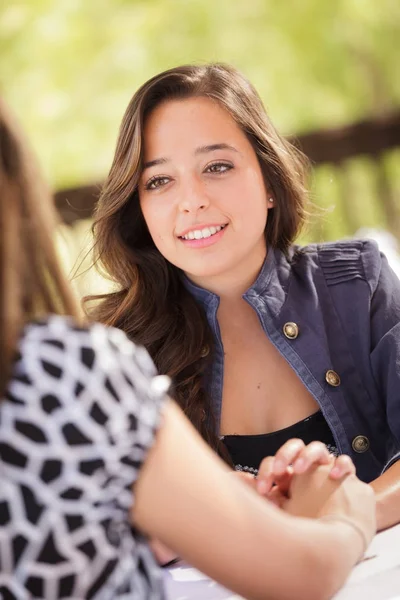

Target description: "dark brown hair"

left=86, top=63, right=309, bottom=452
left=0, top=98, right=80, bottom=396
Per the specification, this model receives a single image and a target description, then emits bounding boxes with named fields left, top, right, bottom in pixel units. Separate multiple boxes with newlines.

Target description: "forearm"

left=134, top=402, right=367, bottom=600
left=298, top=518, right=366, bottom=598
left=370, top=461, right=400, bottom=530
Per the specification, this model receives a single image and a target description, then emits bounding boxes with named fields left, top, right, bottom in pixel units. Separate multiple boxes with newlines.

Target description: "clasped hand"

left=152, top=440, right=360, bottom=565
left=238, top=439, right=356, bottom=511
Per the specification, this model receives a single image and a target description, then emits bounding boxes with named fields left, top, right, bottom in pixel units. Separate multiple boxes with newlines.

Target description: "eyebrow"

left=142, top=157, right=168, bottom=171
left=142, top=143, right=239, bottom=171
left=195, top=143, right=239, bottom=155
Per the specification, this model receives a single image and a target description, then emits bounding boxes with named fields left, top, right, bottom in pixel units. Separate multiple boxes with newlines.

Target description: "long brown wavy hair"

left=0, top=98, right=80, bottom=397
left=86, top=63, right=309, bottom=452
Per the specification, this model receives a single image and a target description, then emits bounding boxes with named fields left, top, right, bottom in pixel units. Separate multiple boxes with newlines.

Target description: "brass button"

left=325, top=369, right=341, bottom=387
left=352, top=435, right=370, bottom=453
left=200, top=345, right=210, bottom=358
left=283, top=322, right=299, bottom=340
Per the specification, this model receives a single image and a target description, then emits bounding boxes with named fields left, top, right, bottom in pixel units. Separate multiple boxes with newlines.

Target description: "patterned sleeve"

left=18, top=316, right=170, bottom=510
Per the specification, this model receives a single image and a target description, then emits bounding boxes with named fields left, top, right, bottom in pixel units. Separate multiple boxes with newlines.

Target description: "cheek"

left=140, top=200, right=173, bottom=247
left=230, top=177, right=268, bottom=219
left=140, top=201, right=161, bottom=235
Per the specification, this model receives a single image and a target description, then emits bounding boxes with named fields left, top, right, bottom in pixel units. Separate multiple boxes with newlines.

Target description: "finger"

left=272, top=438, right=306, bottom=476
left=258, top=458, right=295, bottom=497
left=257, top=456, right=275, bottom=495
left=291, top=441, right=333, bottom=474
left=329, top=454, right=356, bottom=479
left=272, top=466, right=294, bottom=496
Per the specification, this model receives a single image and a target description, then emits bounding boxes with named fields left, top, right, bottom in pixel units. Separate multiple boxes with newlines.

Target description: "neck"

left=187, top=247, right=267, bottom=302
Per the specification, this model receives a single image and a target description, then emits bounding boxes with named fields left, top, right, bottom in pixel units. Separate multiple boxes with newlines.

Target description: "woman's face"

left=138, top=96, right=272, bottom=290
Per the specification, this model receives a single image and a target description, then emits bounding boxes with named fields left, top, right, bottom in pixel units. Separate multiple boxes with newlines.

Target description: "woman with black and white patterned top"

left=0, top=100, right=376, bottom=599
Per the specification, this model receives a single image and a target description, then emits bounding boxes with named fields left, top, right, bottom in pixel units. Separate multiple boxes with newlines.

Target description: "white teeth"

left=181, top=225, right=224, bottom=240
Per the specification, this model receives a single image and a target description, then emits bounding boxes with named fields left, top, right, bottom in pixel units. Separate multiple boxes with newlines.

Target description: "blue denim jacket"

left=184, top=239, right=400, bottom=483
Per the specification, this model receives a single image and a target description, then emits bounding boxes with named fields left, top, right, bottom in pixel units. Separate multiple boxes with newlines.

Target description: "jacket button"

left=283, top=322, right=299, bottom=339
left=352, top=435, right=370, bottom=453
left=325, top=370, right=341, bottom=387
left=200, top=345, right=210, bottom=358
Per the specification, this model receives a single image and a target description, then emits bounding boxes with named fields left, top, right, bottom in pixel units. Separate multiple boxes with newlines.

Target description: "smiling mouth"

left=179, top=224, right=227, bottom=241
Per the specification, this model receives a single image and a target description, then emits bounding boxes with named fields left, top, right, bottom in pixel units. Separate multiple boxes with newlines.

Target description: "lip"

left=176, top=223, right=228, bottom=238
left=178, top=224, right=228, bottom=249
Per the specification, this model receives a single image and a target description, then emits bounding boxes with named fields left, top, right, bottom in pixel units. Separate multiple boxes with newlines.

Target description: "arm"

left=133, top=401, right=375, bottom=600
left=370, top=461, right=400, bottom=530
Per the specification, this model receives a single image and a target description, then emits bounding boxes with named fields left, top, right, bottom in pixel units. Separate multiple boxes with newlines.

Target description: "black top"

left=221, top=411, right=338, bottom=476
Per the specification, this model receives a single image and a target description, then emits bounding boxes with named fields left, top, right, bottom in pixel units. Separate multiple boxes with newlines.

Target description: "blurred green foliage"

left=1, top=0, right=399, bottom=242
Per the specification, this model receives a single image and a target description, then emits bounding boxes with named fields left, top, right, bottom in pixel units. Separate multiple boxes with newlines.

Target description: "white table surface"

left=164, top=523, right=400, bottom=599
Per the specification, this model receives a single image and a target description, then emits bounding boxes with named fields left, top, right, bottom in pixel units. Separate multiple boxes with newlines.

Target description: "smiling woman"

left=86, top=63, right=400, bottom=535
left=86, top=63, right=307, bottom=453
left=138, top=96, right=270, bottom=287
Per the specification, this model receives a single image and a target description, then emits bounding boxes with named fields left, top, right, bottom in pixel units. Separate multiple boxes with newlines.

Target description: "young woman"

left=88, top=63, right=400, bottom=532
left=0, top=98, right=376, bottom=599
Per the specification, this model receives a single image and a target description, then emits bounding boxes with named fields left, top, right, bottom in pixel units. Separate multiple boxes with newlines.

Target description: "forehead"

left=142, top=97, right=246, bottom=158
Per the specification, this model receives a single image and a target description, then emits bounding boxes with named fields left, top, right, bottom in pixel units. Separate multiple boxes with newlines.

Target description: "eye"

left=145, top=175, right=171, bottom=190
left=205, top=161, right=233, bottom=174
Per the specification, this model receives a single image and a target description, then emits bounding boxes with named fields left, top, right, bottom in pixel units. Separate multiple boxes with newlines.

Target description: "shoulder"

left=285, top=239, right=382, bottom=293
left=14, top=315, right=168, bottom=406
left=21, top=314, right=155, bottom=371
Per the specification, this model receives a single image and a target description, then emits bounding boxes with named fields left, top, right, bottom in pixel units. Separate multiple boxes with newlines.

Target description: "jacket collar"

left=181, top=247, right=291, bottom=317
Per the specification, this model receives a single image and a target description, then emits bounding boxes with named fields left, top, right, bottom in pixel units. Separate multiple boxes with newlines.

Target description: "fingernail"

left=257, top=480, right=268, bottom=495
left=273, top=458, right=285, bottom=474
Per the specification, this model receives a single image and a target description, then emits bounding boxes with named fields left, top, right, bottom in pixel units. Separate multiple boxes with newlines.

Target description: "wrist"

left=318, top=515, right=368, bottom=562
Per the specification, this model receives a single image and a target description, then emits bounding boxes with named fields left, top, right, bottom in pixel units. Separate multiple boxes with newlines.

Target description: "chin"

left=182, top=261, right=234, bottom=281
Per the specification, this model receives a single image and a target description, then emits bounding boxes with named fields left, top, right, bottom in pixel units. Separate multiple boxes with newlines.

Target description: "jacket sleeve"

left=364, top=241, right=400, bottom=472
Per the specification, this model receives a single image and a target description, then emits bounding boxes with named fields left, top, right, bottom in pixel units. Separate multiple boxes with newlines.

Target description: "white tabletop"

left=164, top=523, right=400, bottom=599
left=334, top=522, right=400, bottom=599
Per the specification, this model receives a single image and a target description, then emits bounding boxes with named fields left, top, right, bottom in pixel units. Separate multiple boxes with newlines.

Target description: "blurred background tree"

left=1, top=0, right=399, bottom=292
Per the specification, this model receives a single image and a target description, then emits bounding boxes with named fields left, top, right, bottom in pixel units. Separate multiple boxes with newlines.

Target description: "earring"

left=268, top=197, right=274, bottom=204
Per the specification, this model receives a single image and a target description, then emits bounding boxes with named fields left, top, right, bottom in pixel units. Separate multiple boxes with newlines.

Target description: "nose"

left=177, top=176, right=209, bottom=213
